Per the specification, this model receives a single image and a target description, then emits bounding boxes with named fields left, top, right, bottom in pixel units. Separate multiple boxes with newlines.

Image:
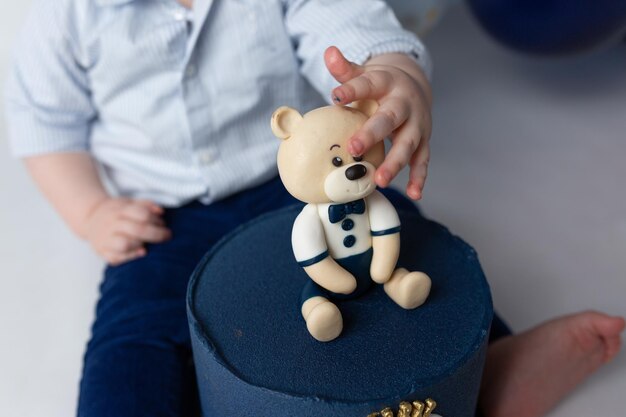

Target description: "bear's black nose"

left=345, top=164, right=367, bottom=181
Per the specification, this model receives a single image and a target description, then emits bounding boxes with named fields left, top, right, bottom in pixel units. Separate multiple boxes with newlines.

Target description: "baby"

left=5, top=0, right=623, bottom=416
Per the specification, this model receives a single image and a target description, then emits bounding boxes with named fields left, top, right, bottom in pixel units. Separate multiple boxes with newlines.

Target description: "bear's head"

left=271, top=101, right=384, bottom=204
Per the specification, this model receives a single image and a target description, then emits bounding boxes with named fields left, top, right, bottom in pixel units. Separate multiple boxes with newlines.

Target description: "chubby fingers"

left=325, top=46, right=405, bottom=159
left=374, top=118, right=420, bottom=188
left=346, top=82, right=431, bottom=197
left=407, top=137, right=431, bottom=200
left=324, top=46, right=364, bottom=84
left=360, top=101, right=430, bottom=198
left=347, top=97, right=409, bottom=156
left=331, top=69, right=392, bottom=105
left=329, top=68, right=415, bottom=163
left=104, top=235, right=146, bottom=266
left=116, top=218, right=171, bottom=243
left=105, top=201, right=171, bottom=265
left=122, top=200, right=164, bottom=224
left=118, top=200, right=171, bottom=243
left=324, top=45, right=433, bottom=199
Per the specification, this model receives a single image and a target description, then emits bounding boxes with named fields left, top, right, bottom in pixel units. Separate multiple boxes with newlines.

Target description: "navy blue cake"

left=187, top=204, right=493, bottom=417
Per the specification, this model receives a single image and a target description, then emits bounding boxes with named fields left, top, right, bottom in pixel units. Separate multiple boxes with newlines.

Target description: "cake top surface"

left=188, top=204, right=493, bottom=403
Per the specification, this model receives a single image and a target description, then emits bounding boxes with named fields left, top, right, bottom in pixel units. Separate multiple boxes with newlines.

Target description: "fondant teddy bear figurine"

left=271, top=101, right=431, bottom=342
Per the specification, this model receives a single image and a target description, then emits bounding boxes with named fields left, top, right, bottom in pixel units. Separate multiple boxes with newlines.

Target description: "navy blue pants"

left=76, top=176, right=510, bottom=417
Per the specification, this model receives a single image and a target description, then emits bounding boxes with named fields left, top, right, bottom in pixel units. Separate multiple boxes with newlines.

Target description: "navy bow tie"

left=328, top=199, right=366, bottom=223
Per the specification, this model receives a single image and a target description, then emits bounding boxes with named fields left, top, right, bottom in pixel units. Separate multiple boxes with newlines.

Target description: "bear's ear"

left=350, top=99, right=378, bottom=118
left=271, top=106, right=303, bottom=140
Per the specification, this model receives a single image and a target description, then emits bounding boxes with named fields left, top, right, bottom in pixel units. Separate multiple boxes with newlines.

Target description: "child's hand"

left=83, top=198, right=171, bottom=265
left=324, top=46, right=433, bottom=200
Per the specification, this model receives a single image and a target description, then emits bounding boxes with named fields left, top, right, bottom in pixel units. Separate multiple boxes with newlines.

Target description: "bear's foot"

left=302, top=296, right=343, bottom=342
left=384, top=268, right=431, bottom=309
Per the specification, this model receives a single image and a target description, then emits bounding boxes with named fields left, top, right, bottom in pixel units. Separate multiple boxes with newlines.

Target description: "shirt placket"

left=177, top=0, right=216, bottom=200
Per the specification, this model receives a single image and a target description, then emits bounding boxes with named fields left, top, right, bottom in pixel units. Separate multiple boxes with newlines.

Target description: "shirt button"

left=341, top=219, right=354, bottom=231
left=173, top=11, right=187, bottom=21
left=185, top=64, right=196, bottom=78
left=198, top=150, right=214, bottom=164
left=343, top=235, right=356, bottom=248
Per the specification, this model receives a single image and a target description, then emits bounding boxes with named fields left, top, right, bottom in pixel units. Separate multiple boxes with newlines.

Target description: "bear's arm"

left=367, top=191, right=401, bottom=284
left=304, top=257, right=357, bottom=295
left=292, top=204, right=356, bottom=294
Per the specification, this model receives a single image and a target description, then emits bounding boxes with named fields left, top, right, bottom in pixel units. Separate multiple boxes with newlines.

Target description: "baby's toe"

left=567, top=311, right=625, bottom=364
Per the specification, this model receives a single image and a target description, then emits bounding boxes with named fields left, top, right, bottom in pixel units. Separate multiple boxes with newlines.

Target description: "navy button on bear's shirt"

left=343, top=235, right=356, bottom=248
left=341, top=219, right=354, bottom=231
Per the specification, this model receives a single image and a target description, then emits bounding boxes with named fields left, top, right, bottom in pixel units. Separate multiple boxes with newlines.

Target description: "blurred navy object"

left=466, top=0, right=626, bottom=54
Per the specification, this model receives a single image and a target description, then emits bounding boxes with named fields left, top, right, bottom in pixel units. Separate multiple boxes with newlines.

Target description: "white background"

left=1, top=2, right=625, bottom=416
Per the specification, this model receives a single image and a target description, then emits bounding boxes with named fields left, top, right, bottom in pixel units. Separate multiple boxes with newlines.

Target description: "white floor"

left=1, top=3, right=624, bottom=417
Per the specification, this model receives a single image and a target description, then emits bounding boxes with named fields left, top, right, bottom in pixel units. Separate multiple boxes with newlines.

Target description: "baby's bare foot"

left=479, top=311, right=625, bottom=417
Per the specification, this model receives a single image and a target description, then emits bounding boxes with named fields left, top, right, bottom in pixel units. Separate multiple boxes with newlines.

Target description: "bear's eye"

left=332, top=157, right=343, bottom=167
left=353, top=155, right=363, bottom=162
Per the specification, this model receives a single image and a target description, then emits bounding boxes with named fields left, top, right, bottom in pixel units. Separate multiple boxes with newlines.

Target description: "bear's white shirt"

left=292, top=190, right=400, bottom=263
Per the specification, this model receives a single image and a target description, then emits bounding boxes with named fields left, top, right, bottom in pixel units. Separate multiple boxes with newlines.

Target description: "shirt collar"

left=96, top=0, right=214, bottom=65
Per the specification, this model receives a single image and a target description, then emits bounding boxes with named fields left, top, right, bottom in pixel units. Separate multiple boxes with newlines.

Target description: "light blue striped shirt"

left=5, top=0, right=431, bottom=207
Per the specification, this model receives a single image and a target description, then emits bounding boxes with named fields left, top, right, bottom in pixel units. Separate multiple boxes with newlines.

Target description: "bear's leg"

left=384, top=268, right=431, bottom=309
left=301, top=296, right=343, bottom=342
